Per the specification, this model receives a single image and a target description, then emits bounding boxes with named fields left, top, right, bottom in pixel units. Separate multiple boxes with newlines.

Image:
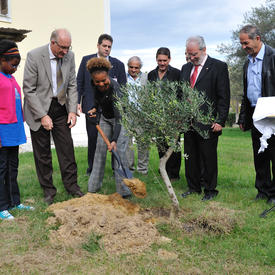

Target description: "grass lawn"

left=0, top=128, right=274, bottom=274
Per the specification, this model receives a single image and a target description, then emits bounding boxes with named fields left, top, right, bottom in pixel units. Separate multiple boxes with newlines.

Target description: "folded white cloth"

left=253, top=97, right=275, bottom=153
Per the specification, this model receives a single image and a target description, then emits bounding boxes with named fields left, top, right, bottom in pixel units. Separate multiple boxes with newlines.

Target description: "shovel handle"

left=96, top=124, right=121, bottom=166
left=96, top=125, right=111, bottom=147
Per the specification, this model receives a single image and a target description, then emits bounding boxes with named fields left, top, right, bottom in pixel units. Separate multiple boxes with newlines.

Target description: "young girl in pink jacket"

left=0, top=40, right=34, bottom=220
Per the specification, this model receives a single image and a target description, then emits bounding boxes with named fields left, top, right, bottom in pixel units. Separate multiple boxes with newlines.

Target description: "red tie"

left=190, top=65, right=199, bottom=88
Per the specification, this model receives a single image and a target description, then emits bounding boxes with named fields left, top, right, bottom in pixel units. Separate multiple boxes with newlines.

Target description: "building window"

left=0, top=0, right=8, bottom=15
left=0, top=0, right=11, bottom=22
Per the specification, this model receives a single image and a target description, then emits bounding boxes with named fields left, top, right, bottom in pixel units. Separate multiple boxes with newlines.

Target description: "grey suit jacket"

left=23, top=44, right=78, bottom=131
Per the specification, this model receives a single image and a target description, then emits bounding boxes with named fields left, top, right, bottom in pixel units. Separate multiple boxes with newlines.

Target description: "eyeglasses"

left=54, top=41, right=72, bottom=51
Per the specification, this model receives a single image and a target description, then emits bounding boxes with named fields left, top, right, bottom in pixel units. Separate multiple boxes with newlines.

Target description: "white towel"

left=253, top=97, right=275, bottom=153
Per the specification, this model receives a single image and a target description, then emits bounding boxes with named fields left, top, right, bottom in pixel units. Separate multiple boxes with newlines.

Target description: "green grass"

left=0, top=128, right=274, bottom=274
left=82, top=233, right=102, bottom=254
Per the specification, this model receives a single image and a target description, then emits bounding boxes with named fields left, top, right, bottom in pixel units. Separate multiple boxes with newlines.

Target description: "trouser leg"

left=88, top=117, right=110, bottom=192
left=184, top=131, right=202, bottom=192
left=85, top=115, right=98, bottom=174
left=199, top=136, right=219, bottom=195
left=0, top=148, right=10, bottom=211
left=115, top=126, right=131, bottom=196
left=137, top=142, right=149, bottom=174
left=51, top=103, right=80, bottom=194
left=251, top=126, right=272, bottom=196
left=30, top=127, right=56, bottom=198
left=252, top=126, right=275, bottom=198
left=7, top=146, right=20, bottom=206
left=126, top=135, right=135, bottom=171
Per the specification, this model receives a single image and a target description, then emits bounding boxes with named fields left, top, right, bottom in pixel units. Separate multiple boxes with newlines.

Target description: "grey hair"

left=50, top=29, right=71, bottom=42
left=186, top=36, right=206, bottom=50
left=239, top=24, right=261, bottom=39
left=127, top=56, right=143, bottom=68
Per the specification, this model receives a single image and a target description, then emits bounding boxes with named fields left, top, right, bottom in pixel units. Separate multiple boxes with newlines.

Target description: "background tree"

left=117, top=81, right=213, bottom=214
left=217, top=0, right=275, bottom=119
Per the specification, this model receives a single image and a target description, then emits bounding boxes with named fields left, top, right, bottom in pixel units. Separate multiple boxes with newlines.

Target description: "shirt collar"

left=97, top=53, right=109, bottom=61
left=127, top=72, right=141, bottom=81
left=197, top=54, right=208, bottom=67
left=48, top=44, right=56, bottom=60
left=0, top=71, right=12, bottom=78
left=248, top=43, right=265, bottom=62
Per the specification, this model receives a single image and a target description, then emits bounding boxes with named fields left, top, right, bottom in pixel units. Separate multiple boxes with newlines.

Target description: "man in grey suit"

left=126, top=56, right=149, bottom=175
left=23, top=29, right=83, bottom=205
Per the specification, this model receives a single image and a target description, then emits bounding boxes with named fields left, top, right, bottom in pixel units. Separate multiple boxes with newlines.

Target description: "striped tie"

left=190, top=65, right=199, bottom=88
left=56, top=58, right=64, bottom=96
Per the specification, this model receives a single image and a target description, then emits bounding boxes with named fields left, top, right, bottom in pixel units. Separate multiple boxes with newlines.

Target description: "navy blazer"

left=76, top=54, right=126, bottom=113
left=181, top=56, right=230, bottom=134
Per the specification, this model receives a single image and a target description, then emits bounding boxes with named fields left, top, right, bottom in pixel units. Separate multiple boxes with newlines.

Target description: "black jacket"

left=181, top=56, right=230, bottom=135
left=238, top=44, right=275, bottom=130
left=148, top=65, right=180, bottom=82
left=87, top=78, right=122, bottom=142
left=76, top=54, right=126, bottom=113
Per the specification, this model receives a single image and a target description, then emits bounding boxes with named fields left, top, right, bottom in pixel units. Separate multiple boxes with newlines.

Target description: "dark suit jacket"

left=180, top=56, right=230, bottom=135
left=76, top=54, right=126, bottom=113
left=238, top=44, right=275, bottom=130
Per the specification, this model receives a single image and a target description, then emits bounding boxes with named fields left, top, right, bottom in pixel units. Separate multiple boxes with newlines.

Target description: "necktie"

left=190, top=65, right=199, bottom=88
left=56, top=58, right=64, bottom=96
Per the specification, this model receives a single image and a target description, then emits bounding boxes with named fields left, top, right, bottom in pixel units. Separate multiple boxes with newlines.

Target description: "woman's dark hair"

left=0, top=39, right=21, bottom=61
left=156, top=47, right=170, bottom=59
left=86, top=57, right=112, bottom=75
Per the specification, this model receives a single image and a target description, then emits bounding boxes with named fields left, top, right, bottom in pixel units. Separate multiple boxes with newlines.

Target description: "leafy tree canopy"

left=218, top=0, right=275, bottom=100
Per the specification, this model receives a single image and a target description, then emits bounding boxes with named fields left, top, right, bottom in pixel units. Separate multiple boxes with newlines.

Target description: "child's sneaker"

left=16, top=204, right=35, bottom=211
left=0, top=210, right=15, bottom=220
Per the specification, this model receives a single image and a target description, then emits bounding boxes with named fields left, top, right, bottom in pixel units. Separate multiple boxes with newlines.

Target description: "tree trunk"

left=159, top=146, right=180, bottom=216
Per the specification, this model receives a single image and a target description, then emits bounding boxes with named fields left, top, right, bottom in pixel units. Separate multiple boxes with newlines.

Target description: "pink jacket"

left=0, top=73, right=23, bottom=124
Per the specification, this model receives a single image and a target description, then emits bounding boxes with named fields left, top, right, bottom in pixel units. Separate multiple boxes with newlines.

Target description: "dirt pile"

left=47, top=193, right=159, bottom=254
left=189, top=202, right=240, bottom=234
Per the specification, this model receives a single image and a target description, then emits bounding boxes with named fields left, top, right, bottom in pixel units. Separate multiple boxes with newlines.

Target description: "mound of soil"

left=47, top=193, right=159, bottom=254
left=188, top=202, right=240, bottom=234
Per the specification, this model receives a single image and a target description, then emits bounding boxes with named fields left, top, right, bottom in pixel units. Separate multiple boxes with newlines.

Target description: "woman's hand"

left=87, top=108, right=97, bottom=118
left=108, top=141, right=117, bottom=152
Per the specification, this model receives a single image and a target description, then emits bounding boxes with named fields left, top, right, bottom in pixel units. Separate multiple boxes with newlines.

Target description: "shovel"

left=96, top=124, right=147, bottom=198
left=259, top=205, right=275, bottom=218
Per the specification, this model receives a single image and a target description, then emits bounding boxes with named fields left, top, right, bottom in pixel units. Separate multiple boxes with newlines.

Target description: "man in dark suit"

left=181, top=36, right=230, bottom=201
left=23, top=29, right=83, bottom=204
left=77, top=34, right=126, bottom=175
left=238, top=25, right=275, bottom=205
left=148, top=47, right=182, bottom=181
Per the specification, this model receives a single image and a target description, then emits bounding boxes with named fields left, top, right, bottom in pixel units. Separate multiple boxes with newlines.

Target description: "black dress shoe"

left=44, top=195, right=54, bottom=205
left=202, top=193, right=217, bottom=201
left=267, top=197, right=275, bottom=205
left=255, top=192, right=267, bottom=201
left=71, top=190, right=84, bottom=198
left=181, top=190, right=201, bottom=198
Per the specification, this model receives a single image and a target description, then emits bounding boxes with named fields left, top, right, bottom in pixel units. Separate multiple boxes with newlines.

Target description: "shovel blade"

left=115, top=166, right=133, bottom=179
